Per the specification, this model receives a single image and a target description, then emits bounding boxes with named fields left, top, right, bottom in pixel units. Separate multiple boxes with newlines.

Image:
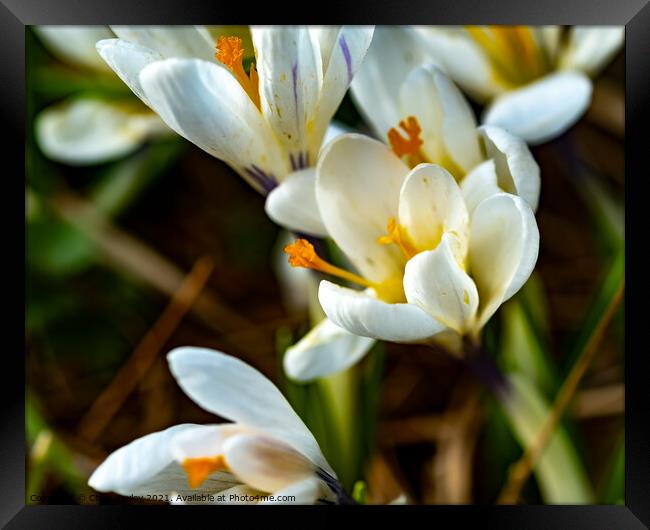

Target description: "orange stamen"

left=182, top=455, right=228, bottom=489
left=387, top=116, right=424, bottom=160
left=284, top=239, right=374, bottom=289
left=377, top=217, right=418, bottom=260
left=216, top=36, right=260, bottom=109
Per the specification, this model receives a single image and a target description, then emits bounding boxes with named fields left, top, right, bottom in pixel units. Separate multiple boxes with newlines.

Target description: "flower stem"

left=461, top=338, right=511, bottom=400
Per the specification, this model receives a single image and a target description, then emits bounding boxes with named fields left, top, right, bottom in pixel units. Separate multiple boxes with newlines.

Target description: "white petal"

left=110, top=26, right=216, bottom=62
left=169, top=424, right=249, bottom=462
left=283, top=318, right=376, bottom=382
left=310, top=27, right=341, bottom=72
left=479, top=125, right=541, bottom=211
left=259, top=476, right=325, bottom=504
left=399, top=64, right=482, bottom=175
left=310, top=26, right=374, bottom=150
left=482, top=71, right=593, bottom=145
left=351, top=27, right=434, bottom=137
left=316, top=133, right=409, bottom=283
left=469, top=193, right=539, bottom=330
left=35, top=98, right=163, bottom=165
left=89, top=424, right=199, bottom=496
left=414, top=27, right=506, bottom=102
left=139, top=58, right=288, bottom=192
left=223, top=433, right=316, bottom=493
left=319, top=280, right=446, bottom=343
left=264, top=168, right=328, bottom=236
left=398, top=163, right=469, bottom=254
left=166, top=347, right=333, bottom=476
left=403, top=233, right=479, bottom=334
left=35, top=26, right=114, bottom=70
left=96, top=38, right=163, bottom=107
left=251, top=26, right=322, bottom=166
left=559, top=26, right=624, bottom=76
left=460, top=159, right=501, bottom=214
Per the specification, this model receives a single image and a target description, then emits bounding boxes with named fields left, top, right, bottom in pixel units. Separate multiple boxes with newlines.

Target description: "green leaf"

left=317, top=366, right=359, bottom=491
left=477, top=399, right=524, bottom=503
left=599, top=434, right=624, bottom=504
left=501, top=295, right=558, bottom=397
left=575, top=169, right=624, bottom=254
left=30, top=65, right=131, bottom=100
left=518, top=272, right=551, bottom=337
left=501, top=372, right=593, bottom=503
left=562, top=249, right=624, bottom=374
left=358, top=342, right=385, bottom=474
left=27, top=215, right=96, bottom=276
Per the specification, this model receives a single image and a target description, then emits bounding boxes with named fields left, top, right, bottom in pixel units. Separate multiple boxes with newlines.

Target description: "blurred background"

left=25, top=26, right=624, bottom=505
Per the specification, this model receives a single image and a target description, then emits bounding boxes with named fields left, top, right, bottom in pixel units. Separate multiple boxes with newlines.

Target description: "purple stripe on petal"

left=245, top=165, right=278, bottom=194
left=288, top=151, right=310, bottom=170
left=339, top=35, right=353, bottom=84
left=291, top=62, right=301, bottom=132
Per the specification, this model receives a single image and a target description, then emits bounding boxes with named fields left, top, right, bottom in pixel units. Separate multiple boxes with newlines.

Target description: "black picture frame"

left=5, top=1, right=648, bottom=527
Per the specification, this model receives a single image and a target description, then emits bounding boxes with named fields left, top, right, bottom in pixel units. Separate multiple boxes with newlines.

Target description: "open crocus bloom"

left=412, top=25, right=624, bottom=144
left=283, top=133, right=539, bottom=377
left=285, top=64, right=540, bottom=382
left=89, top=347, right=340, bottom=504
left=97, top=25, right=374, bottom=236
left=34, top=26, right=171, bottom=165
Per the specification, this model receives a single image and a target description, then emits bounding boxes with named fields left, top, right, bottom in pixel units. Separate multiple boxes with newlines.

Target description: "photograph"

left=24, top=24, right=626, bottom=507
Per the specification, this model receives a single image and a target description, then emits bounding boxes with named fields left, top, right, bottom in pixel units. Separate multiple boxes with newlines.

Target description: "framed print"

left=4, top=0, right=649, bottom=527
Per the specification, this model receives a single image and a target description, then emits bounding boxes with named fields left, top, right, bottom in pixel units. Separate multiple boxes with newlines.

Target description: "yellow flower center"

left=216, top=36, right=261, bottom=110
left=465, top=26, right=549, bottom=86
left=284, top=239, right=406, bottom=303
left=377, top=217, right=418, bottom=260
left=182, top=455, right=229, bottom=489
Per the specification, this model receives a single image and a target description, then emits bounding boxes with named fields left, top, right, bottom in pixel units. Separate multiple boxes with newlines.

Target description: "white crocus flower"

left=282, top=133, right=538, bottom=378
left=412, top=25, right=624, bottom=144
left=283, top=64, right=540, bottom=382
left=34, top=26, right=170, bottom=165
left=89, top=347, right=345, bottom=505
left=96, top=26, right=374, bottom=236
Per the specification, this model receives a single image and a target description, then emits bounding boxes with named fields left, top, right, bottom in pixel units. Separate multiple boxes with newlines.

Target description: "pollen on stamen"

left=388, top=116, right=424, bottom=159
left=284, top=239, right=318, bottom=269
left=182, top=455, right=228, bottom=489
left=215, top=36, right=260, bottom=109
left=215, top=36, right=244, bottom=69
